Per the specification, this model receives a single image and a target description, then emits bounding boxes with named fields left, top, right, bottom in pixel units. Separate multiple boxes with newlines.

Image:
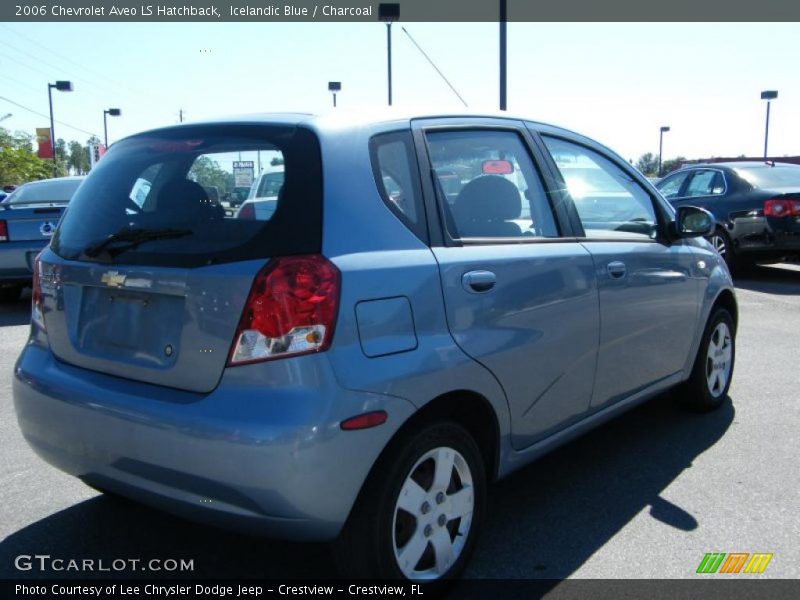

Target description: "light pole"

left=103, top=108, right=121, bottom=148
left=499, top=0, right=507, bottom=110
left=0, top=113, right=11, bottom=123
left=328, top=82, right=341, bottom=108
left=379, top=3, right=400, bottom=106
left=761, top=90, right=778, bottom=160
left=47, top=80, right=73, bottom=176
left=658, top=126, right=670, bottom=177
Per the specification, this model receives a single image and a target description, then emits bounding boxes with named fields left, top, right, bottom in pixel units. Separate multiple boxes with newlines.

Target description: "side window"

left=425, top=130, right=559, bottom=240
left=370, top=131, right=426, bottom=241
left=656, top=171, right=690, bottom=199
left=684, top=170, right=725, bottom=197
left=543, top=136, right=658, bottom=240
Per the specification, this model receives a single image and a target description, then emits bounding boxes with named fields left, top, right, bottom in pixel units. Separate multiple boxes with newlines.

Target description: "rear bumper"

left=0, top=240, right=47, bottom=282
left=13, top=342, right=415, bottom=541
left=729, top=216, right=800, bottom=260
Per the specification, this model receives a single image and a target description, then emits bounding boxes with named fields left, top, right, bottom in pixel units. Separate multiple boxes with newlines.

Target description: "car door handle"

left=462, top=270, right=497, bottom=293
left=607, top=261, right=627, bottom=279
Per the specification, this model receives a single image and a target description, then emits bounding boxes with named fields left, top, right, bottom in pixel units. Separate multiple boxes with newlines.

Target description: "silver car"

left=13, top=112, right=735, bottom=583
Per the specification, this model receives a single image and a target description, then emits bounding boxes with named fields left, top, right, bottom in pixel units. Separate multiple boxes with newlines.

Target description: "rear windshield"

left=735, top=165, right=800, bottom=189
left=3, top=178, right=82, bottom=205
left=51, top=124, right=322, bottom=268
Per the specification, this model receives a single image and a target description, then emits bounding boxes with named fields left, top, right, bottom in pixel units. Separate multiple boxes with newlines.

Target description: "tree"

left=635, top=152, right=659, bottom=177
left=661, top=156, right=687, bottom=175
left=68, top=140, right=89, bottom=175
left=0, top=128, right=50, bottom=185
left=189, top=156, right=233, bottom=193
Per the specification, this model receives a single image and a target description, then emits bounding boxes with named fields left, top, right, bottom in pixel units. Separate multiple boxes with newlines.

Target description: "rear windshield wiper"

left=82, top=227, right=193, bottom=259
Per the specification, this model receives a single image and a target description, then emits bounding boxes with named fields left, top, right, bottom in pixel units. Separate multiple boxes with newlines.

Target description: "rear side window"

left=370, top=131, right=426, bottom=241
left=426, top=129, right=559, bottom=240
left=543, top=136, right=658, bottom=240
left=685, top=170, right=726, bottom=197
left=51, top=125, right=322, bottom=268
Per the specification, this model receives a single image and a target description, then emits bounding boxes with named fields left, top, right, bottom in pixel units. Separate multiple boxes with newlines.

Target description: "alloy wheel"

left=392, top=446, right=475, bottom=580
left=710, top=232, right=727, bottom=256
left=706, top=321, right=733, bottom=398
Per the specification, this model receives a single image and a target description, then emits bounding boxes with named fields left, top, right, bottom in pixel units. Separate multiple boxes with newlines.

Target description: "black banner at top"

left=3, top=0, right=800, bottom=22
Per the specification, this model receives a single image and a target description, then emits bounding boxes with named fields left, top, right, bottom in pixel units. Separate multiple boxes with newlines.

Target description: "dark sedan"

left=656, top=162, right=800, bottom=272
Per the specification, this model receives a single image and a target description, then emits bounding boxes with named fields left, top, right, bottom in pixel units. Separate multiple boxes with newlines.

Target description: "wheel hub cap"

left=706, top=322, right=732, bottom=398
left=392, top=446, right=475, bottom=580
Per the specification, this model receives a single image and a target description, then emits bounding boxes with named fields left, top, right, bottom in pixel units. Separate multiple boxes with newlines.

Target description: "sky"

left=1, top=21, right=798, bottom=163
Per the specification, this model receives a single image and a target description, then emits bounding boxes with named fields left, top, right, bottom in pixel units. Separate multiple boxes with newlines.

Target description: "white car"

left=236, top=167, right=283, bottom=220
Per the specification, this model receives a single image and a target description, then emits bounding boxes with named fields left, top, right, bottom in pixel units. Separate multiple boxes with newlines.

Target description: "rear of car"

left=657, top=162, right=800, bottom=270
left=0, top=176, right=83, bottom=301
left=12, top=120, right=417, bottom=541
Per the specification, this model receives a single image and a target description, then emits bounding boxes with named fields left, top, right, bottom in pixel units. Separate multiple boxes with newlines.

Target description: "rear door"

left=40, top=124, right=322, bottom=393
left=414, top=118, right=600, bottom=450
left=538, top=132, right=701, bottom=408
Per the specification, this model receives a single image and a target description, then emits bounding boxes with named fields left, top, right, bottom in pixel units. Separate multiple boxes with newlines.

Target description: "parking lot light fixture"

left=103, top=108, right=121, bottom=148
left=658, top=126, right=670, bottom=177
left=379, top=4, right=400, bottom=106
left=47, top=80, right=74, bottom=176
left=761, top=90, right=778, bottom=160
left=328, top=82, right=341, bottom=108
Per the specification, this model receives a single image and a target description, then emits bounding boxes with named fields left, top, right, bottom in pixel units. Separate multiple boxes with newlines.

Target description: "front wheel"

left=679, top=307, right=735, bottom=412
left=335, top=421, right=486, bottom=585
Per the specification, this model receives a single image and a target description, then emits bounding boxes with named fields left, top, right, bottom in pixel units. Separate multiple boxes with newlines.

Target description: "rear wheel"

left=335, top=421, right=486, bottom=585
left=679, top=307, right=735, bottom=412
left=709, top=228, right=750, bottom=275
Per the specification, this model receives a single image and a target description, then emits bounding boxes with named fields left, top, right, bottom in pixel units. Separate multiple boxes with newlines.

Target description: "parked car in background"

left=656, top=161, right=800, bottom=272
left=13, top=113, right=736, bottom=584
left=0, top=176, right=84, bottom=302
left=236, top=167, right=284, bottom=220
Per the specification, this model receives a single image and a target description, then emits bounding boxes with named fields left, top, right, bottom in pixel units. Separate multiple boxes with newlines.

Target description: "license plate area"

left=75, top=286, right=184, bottom=369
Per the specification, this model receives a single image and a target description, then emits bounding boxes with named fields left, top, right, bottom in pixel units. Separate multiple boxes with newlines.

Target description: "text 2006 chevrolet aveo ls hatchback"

left=13, top=112, right=736, bottom=582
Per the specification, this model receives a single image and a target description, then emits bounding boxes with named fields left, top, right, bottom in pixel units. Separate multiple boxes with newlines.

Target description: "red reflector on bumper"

left=340, top=411, right=388, bottom=431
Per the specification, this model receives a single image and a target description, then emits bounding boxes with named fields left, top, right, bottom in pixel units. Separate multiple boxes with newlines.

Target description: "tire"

left=708, top=228, right=751, bottom=275
left=335, top=421, right=486, bottom=586
left=0, top=283, right=23, bottom=303
left=679, top=307, right=735, bottom=412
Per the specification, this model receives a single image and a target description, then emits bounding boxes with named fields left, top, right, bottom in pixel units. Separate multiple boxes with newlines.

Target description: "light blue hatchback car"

left=13, top=112, right=736, bottom=582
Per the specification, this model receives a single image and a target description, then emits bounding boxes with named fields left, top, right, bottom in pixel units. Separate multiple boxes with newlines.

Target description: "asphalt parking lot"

left=1, top=265, right=798, bottom=582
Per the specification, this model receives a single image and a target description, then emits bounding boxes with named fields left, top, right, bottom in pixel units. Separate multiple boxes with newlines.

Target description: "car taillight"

left=764, top=198, right=800, bottom=217
left=228, top=255, right=340, bottom=365
left=32, top=255, right=45, bottom=330
left=0, top=220, right=7, bottom=241
left=237, top=203, right=255, bottom=219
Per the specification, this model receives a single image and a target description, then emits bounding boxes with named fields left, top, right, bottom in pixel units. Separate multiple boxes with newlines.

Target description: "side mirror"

left=673, top=205, right=715, bottom=237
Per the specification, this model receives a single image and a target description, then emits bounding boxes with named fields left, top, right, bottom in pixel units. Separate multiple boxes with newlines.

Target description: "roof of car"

left=680, top=161, right=800, bottom=170
left=20, top=176, right=86, bottom=186
left=123, top=108, right=578, bottom=140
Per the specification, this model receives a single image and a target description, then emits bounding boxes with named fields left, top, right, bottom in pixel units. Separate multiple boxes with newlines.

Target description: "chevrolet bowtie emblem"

left=101, top=270, right=126, bottom=287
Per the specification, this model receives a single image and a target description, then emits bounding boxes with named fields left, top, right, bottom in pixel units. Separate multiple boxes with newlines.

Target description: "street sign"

left=233, top=160, right=255, bottom=187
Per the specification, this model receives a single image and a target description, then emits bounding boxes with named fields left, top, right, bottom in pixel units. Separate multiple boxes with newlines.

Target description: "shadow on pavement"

left=0, top=288, right=31, bottom=328
left=734, top=263, right=800, bottom=296
left=1, top=392, right=733, bottom=582
left=458, top=391, right=734, bottom=583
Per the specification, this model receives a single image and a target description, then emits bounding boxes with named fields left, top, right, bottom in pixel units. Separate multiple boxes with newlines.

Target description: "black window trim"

left=368, top=130, right=429, bottom=245
left=413, top=122, right=575, bottom=248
